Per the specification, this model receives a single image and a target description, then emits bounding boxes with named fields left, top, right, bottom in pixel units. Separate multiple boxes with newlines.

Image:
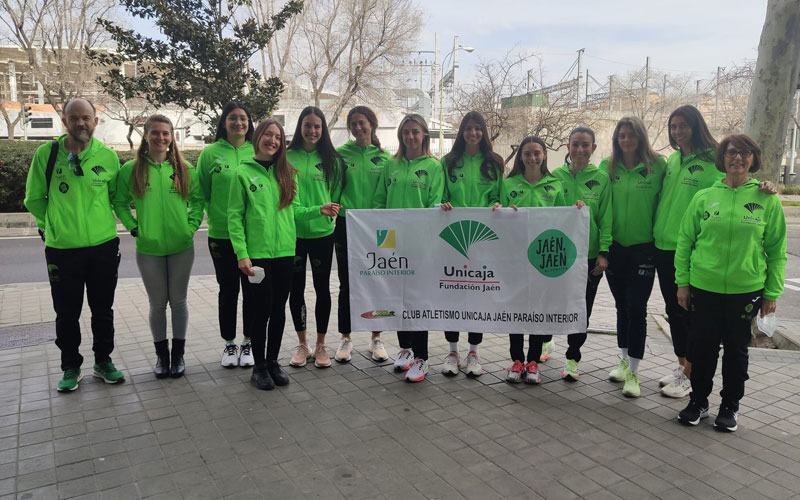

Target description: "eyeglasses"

left=67, top=152, right=84, bottom=176
left=724, top=149, right=753, bottom=159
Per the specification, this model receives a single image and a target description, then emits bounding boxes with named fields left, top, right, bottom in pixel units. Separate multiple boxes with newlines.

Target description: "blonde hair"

left=608, top=116, right=661, bottom=181
left=131, top=114, right=191, bottom=199
left=394, top=114, right=432, bottom=160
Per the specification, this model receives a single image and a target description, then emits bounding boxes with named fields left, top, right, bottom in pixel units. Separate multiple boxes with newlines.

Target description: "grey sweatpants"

left=136, top=246, right=194, bottom=342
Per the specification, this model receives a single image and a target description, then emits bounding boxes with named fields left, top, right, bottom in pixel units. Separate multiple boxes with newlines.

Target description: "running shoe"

left=441, top=351, right=460, bottom=376
left=393, top=349, right=413, bottom=371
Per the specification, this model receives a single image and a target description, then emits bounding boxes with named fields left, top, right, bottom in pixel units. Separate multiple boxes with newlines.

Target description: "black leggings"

left=565, top=258, right=604, bottom=363
left=509, top=335, right=552, bottom=363
left=605, top=242, right=656, bottom=360
left=208, top=237, right=253, bottom=342
left=243, top=257, right=293, bottom=365
left=688, top=287, right=761, bottom=412
left=333, top=218, right=352, bottom=334
left=289, top=235, right=334, bottom=333
left=397, top=331, right=429, bottom=360
left=655, top=248, right=691, bottom=359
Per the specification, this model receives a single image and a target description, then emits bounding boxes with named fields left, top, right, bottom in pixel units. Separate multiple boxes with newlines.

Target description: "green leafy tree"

left=90, top=0, right=303, bottom=135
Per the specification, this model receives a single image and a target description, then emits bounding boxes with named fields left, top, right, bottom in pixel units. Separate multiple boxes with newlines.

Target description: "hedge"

left=0, top=139, right=202, bottom=212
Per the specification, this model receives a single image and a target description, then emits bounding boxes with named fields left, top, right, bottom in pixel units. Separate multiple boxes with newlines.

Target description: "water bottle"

left=757, top=313, right=777, bottom=337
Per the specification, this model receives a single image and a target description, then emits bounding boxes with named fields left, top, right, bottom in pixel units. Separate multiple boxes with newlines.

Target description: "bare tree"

left=247, top=0, right=302, bottom=81
left=101, top=96, right=154, bottom=149
left=0, top=0, right=114, bottom=114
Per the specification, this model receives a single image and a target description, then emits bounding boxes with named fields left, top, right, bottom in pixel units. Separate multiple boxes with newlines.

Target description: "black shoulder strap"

left=45, top=139, right=59, bottom=199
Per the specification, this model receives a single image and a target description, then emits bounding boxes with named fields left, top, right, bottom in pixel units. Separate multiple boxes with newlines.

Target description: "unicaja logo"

left=377, top=229, right=396, bottom=248
left=439, top=220, right=499, bottom=259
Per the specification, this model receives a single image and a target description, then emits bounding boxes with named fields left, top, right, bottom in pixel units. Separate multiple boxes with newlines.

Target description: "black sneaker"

left=714, top=405, right=738, bottom=432
left=678, top=399, right=709, bottom=425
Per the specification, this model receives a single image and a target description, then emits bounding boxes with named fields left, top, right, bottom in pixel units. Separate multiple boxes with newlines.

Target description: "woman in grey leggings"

left=115, top=114, right=204, bottom=378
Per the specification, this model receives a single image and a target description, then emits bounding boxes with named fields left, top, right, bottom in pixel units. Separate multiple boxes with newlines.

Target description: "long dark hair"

left=288, top=106, right=344, bottom=191
left=609, top=116, right=661, bottom=181
left=564, top=126, right=596, bottom=165
left=346, top=106, right=383, bottom=151
left=444, top=111, right=503, bottom=181
left=508, top=137, right=550, bottom=178
left=253, top=119, right=297, bottom=210
left=132, top=114, right=191, bottom=200
left=668, top=105, right=718, bottom=162
left=215, top=101, right=254, bottom=143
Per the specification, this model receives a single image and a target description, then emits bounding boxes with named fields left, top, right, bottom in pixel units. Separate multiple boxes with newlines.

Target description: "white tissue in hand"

left=248, top=266, right=265, bottom=284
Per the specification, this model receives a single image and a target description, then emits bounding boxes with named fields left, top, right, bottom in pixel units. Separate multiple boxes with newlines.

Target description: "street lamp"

left=438, top=35, right=474, bottom=155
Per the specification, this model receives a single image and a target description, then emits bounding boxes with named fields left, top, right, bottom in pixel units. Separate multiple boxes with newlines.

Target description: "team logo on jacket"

left=688, top=165, right=704, bottom=174
left=638, top=170, right=648, bottom=179
left=58, top=182, right=69, bottom=194
left=370, top=157, right=382, bottom=165
left=169, top=174, right=176, bottom=180
left=741, top=203, right=765, bottom=225
left=584, top=180, right=600, bottom=190
left=543, top=185, right=556, bottom=192
left=91, top=165, right=106, bottom=175
left=744, top=203, right=764, bottom=214
left=414, top=169, right=429, bottom=178
left=509, top=190, right=522, bottom=198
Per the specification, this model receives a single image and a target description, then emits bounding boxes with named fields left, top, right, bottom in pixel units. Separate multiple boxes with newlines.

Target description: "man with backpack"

left=24, top=97, right=126, bottom=392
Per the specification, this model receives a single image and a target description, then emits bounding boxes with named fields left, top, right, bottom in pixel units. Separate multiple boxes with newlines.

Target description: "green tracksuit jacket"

left=599, top=157, right=666, bottom=247
left=196, top=139, right=255, bottom=239
left=24, top=135, right=120, bottom=249
left=286, top=148, right=340, bottom=239
left=227, top=159, right=324, bottom=261
left=552, top=164, right=612, bottom=258
left=654, top=149, right=723, bottom=251
left=500, top=174, right=566, bottom=208
left=441, top=152, right=503, bottom=208
left=675, top=179, right=786, bottom=300
left=336, top=141, right=390, bottom=216
left=373, top=156, right=444, bottom=209
left=116, top=159, right=205, bottom=256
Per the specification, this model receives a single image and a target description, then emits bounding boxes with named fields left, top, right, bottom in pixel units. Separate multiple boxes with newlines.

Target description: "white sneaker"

left=406, top=358, right=429, bottom=382
left=335, top=338, right=353, bottom=363
left=238, top=343, right=254, bottom=367
left=369, top=339, right=389, bottom=362
left=442, top=351, right=460, bottom=376
left=463, top=352, right=483, bottom=377
left=393, top=349, right=413, bottom=371
left=659, top=365, right=684, bottom=387
left=661, top=372, right=691, bottom=398
left=221, top=343, right=238, bottom=368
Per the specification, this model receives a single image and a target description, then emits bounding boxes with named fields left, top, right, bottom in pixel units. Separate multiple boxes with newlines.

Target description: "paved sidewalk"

left=2, top=274, right=800, bottom=499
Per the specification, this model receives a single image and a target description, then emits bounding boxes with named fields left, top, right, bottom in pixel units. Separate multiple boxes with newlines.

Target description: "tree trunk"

left=127, top=124, right=134, bottom=149
left=744, top=0, right=800, bottom=182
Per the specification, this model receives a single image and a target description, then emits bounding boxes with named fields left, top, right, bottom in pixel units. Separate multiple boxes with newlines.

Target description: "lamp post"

left=438, top=36, right=474, bottom=155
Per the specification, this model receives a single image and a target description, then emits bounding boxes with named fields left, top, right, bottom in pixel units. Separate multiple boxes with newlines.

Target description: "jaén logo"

left=377, top=229, right=396, bottom=248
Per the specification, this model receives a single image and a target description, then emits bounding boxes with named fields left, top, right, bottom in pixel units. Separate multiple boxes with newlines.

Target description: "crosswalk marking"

left=786, top=283, right=800, bottom=291
left=788, top=278, right=800, bottom=284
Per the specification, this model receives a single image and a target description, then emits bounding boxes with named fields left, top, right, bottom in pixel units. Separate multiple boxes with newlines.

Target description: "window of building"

left=30, top=118, right=54, bottom=129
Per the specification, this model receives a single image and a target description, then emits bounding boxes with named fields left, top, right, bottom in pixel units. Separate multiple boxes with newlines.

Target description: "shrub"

left=0, top=139, right=202, bottom=212
left=779, top=184, right=800, bottom=195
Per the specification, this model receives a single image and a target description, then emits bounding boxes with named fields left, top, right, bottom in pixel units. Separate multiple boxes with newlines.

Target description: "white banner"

left=347, top=207, right=589, bottom=334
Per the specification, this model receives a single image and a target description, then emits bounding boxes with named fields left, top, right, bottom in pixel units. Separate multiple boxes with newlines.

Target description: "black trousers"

left=333, top=217, right=352, bottom=334
left=444, top=331, right=482, bottom=345
left=242, top=257, right=293, bottom=365
left=208, top=237, right=252, bottom=342
left=689, top=287, right=761, bottom=412
left=509, top=334, right=552, bottom=363
left=290, top=234, right=334, bottom=333
left=565, top=258, right=604, bottom=363
left=655, top=248, right=691, bottom=359
left=397, top=331, right=429, bottom=360
left=605, top=242, right=656, bottom=360
left=45, top=238, right=121, bottom=371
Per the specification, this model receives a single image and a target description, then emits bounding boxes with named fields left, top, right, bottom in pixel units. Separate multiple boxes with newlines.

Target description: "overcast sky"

left=415, top=0, right=770, bottom=92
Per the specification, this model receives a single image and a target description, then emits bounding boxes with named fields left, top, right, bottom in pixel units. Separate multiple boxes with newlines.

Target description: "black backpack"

left=38, top=140, right=59, bottom=241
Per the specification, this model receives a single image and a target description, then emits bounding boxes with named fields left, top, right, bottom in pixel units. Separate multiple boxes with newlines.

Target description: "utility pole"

left=527, top=69, right=533, bottom=93
left=576, top=48, right=584, bottom=109
left=696, top=79, right=702, bottom=109
left=453, top=35, right=459, bottom=103
left=609, top=75, right=615, bottom=111
left=585, top=69, right=589, bottom=103
left=662, top=74, right=667, bottom=97
left=715, top=66, right=723, bottom=129
left=790, top=90, right=799, bottom=177
left=644, top=56, right=650, bottom=113
left=433, top=32, right=439, bottom=129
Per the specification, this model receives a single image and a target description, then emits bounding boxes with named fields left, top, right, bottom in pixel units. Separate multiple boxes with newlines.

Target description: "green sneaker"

left=609, top=356, right=629, bottom=382
left=539, top=340, right=554, bottom=362
left=57, top=368, right=83, bottom=392
left=562, top=359, right=580, bottom=381
left=93, top=361, right=125, bottom=384
left=622, top=370, right=640, bottom=398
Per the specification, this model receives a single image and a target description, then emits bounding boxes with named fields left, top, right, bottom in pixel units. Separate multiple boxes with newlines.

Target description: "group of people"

left=24, top=96, right=786, bottom=433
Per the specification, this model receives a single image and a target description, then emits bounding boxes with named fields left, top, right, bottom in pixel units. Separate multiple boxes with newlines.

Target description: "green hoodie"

left=24, top=135, right=120, bottom=249
left=441, top=151, right=503, bottom=208
left=336, top=141, right=390, bottom=215
left=286, top=148, right=340, bottom=239
left=654, top=149, right=723, bottom=251
left=196, top=138, right=255, bottom=239
left=599, top=157, right=666, bottom=246
left=373, top=156, right=444, bottom=209
left=552, top=164, right=612, bottom=258
left=675, top=179, right=786, bottom=300
left=500, top=174, right=566, bottom=208
left=115, top=159, right=205, bottom=256
left=227, top=159, right=325, bottom=260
